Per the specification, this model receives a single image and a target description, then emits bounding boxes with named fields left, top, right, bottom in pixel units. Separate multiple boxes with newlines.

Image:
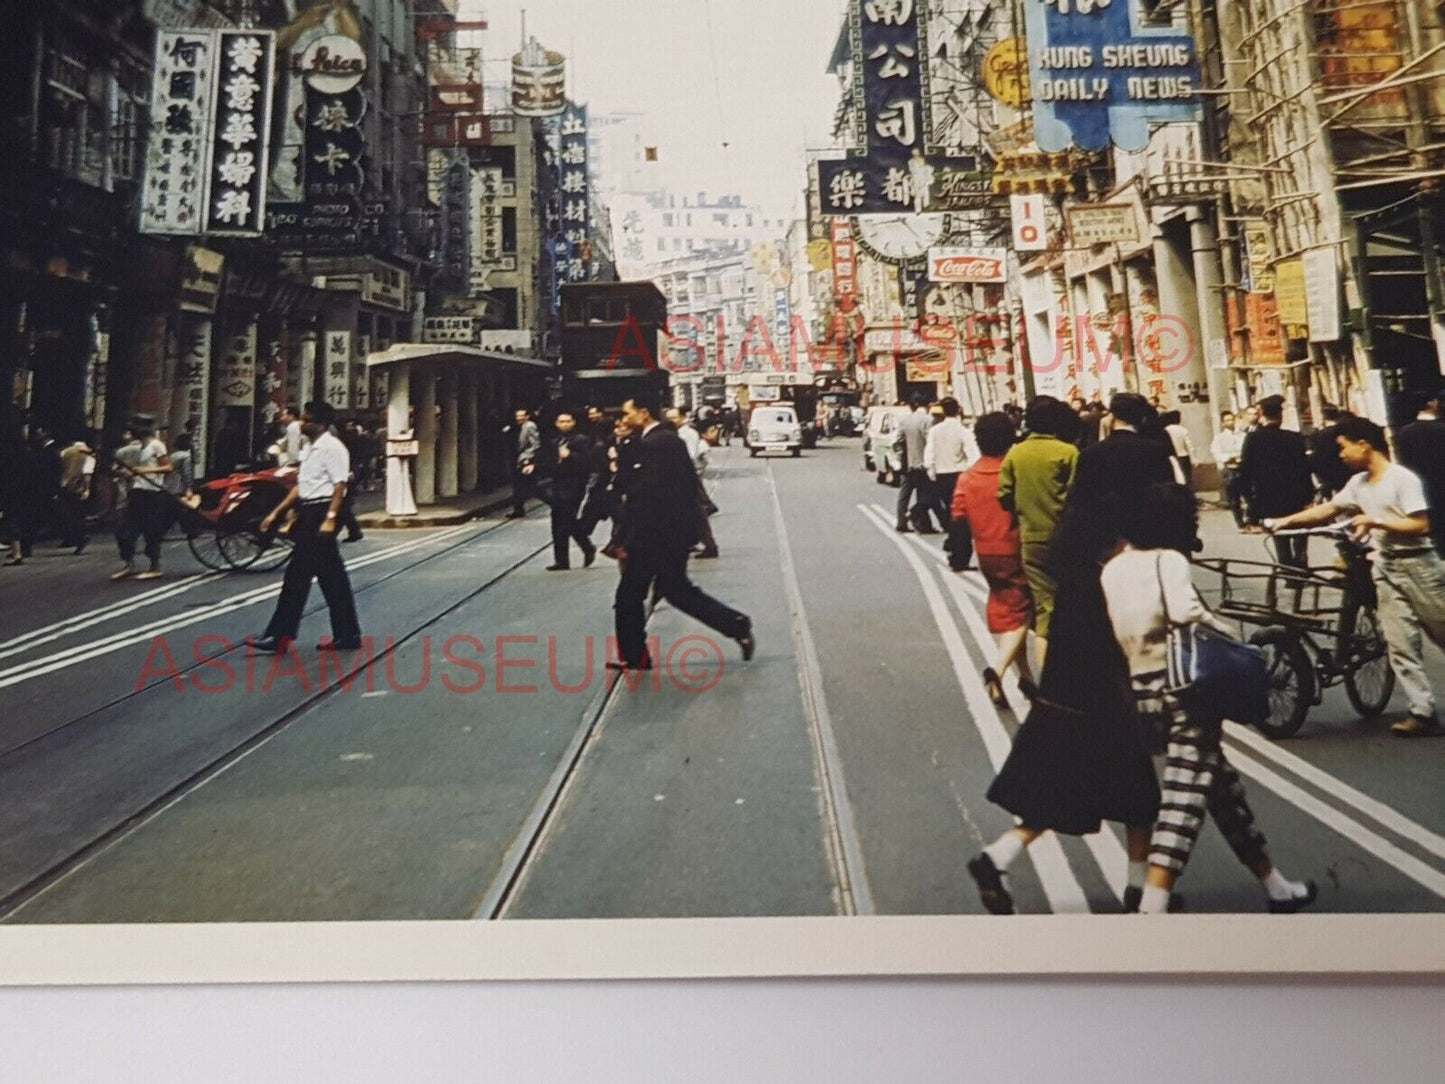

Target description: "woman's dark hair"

left=1120, top=483, right=1199, bottom=554
left=174, top=433, right=192, bottom=452
left=975, top=412, right=1017, bottom=458
left=1108, top=392, right=1154, bottom=429
left=1025, top=395, right=1066, bottom=437
left=1334, top=415, right=1390, bottom=456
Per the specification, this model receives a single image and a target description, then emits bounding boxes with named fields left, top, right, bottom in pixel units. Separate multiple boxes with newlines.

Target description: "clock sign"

left=851, top=213, right=952, bottom=266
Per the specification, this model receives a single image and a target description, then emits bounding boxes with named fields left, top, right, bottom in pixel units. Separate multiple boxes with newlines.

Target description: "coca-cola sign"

left=927, top=247, right=1008, bottom=284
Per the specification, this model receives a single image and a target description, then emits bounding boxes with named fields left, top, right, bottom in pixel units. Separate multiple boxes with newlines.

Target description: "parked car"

left=862, top=405, right=911, bottom=482
left=746, top=404, right=804, bottom=458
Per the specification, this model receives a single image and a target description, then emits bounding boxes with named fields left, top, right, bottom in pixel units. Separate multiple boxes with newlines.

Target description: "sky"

left=459, top=0, right=848, bottom=218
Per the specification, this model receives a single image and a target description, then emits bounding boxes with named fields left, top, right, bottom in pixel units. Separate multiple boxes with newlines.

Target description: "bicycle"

left=1192, top=526, right=1394, bottom=739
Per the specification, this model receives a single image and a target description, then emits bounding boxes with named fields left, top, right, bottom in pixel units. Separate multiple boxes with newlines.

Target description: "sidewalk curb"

left=357, top=490, right=516, bottom=530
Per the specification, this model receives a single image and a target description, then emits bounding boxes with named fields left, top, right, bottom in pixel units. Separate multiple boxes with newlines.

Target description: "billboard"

left=927, top=247, right=1008, bottom=284
left=512, top=40, right=567, bottom=117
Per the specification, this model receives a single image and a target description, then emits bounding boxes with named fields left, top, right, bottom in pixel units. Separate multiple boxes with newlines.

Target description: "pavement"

left=352, top=481, right=516, bottom=529
left=0, top=440, right=1442, bottom=923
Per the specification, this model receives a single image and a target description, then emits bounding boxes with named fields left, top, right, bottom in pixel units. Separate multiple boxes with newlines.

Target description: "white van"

left=746, top=404, right=803, bottom=458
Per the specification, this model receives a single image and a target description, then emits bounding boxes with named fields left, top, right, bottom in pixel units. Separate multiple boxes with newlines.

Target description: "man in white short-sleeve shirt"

left=252, top=401, right=363, bottom=654
left=1267, top=416, right=1445, bottom=737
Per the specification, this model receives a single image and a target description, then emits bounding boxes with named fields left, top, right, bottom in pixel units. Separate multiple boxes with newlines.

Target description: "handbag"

left=1156, top=554, right=1270, bottom=725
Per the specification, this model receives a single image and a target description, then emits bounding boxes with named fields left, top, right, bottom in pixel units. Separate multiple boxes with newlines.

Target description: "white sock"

left=1263, top=869, right=1309, bottom=901
left=1139, top=884, right=1172, bottom=914
left=983, top=832, right=1026, bottom=872
left=1127, top=861, right=1148, bottom=890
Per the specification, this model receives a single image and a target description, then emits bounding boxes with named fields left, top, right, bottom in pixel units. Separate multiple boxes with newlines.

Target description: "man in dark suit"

left=545, top=410, right=598, bottom=571
left=1239, top=394, right=1315, bottom=566
left=611, top=393, right=754, bottom=671
left=1307, top=403, right=1355, bottom=499
left=1396, top=388, right=1445, bottom=557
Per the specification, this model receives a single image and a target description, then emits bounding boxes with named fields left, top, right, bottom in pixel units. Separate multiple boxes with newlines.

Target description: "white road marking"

left=859, top=504, right=1090, bottom=914
left=1225, top=746, right=1445, bottom=898
left=0, top=573, right=221, bottom=659
left=1225, top=722, right=1445, bottom=864
left=0, top=523, right=482, bottom=690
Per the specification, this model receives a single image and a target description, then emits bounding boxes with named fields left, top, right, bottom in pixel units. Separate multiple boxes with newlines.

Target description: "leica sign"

left=927, top=247, right=1009, bottom=284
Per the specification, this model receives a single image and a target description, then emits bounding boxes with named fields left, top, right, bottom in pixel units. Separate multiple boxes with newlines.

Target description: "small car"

left=746, top=405, right=804, bottom=457
left=862, top=405, right=911, bottom=481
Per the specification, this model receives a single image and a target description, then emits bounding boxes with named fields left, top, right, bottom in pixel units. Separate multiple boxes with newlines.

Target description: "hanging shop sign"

left=558, top=103, right=594, bottom=282
left=774, top=287, right=792, bottom=352
left=830, top=219, right=860, bottom=305
left=141, top=30, right=221, bottom=234
left=1274, top=259, right=1309, bottom=330
left=511, top=39, right=567, bottom=117
left=1246, top=292, right=1286, bottom=366
left=807, top=239, right=834, bottom=272
left=423, top=317, right=480, bottom=345
left=354, top=334, right=372, bottom=410
left=1243, top=219, right=1274, bottom=294
left=1067, top=199, right=1144, bottom=247
left=215, top=318, right=258, bottom=408
left=436, top=154, right=471, bottom=297
left=179, top=245, right=225, bottom=313
left=259, top=330, right=286, bottom=430
left=818, top=1, right=980, bottom=216
left=323, top=329, right=353, bottom=410
left=983, top=37, right=1031, bottom=108
left=143, top=0, right=231, bottom=29
left=202, top=31, right=275, bottom=236
left=927, top=247, right=1008, bottom=284
left=1022, top=0, right=1201, bottom=153
left=1011, top=194, right=1048, bottom=251
left=1141, top=122, right=1227, bottom=202
left=469, top=167, right=505, bottom=291
left=295, top=34, right=367, bottom=95
left=1304, top=246, right=1343, bottom=343
left=177, top=314, right=212, bottom=477
left=361, top=265, right=412, bottom=313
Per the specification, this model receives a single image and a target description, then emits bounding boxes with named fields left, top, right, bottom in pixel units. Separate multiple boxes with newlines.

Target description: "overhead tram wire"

left=701, top=0, right=738, bottom=196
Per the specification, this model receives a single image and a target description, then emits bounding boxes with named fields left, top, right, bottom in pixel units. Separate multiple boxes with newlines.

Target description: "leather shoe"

left=607, top=659, right=654, bottom=672
left=1267, top=880, right=1318, bottom=914
left=342, top=533, right=364, bottom=544
left=250, top=635, right=292, bottom=655
left=736, top=632, right=756, bottom=662
left=318, top=639, right=364, bottom=651
left=504, top=511, right=527, bottom=520
left=693, top=548, right=719, bottom=559
left=582, top=544, right=598, bottom=568
left=967, top=853, right=1015, bottom=915
left=895, top=525, right=912, bottom=534
left=545, top=564, right=570, bottom=572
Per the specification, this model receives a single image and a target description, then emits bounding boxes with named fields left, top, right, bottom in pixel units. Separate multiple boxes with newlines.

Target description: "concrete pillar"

left=438, top=366, right=459, bottom=499
left=415, top=365, right=438, bottom=506
left=459, top=371, right=479, bottom=492
left=385, top=361, right=418, bottom=517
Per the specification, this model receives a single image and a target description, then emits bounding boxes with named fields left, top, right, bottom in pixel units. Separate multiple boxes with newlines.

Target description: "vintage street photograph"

left=1, top=0, right=1443, bottom=949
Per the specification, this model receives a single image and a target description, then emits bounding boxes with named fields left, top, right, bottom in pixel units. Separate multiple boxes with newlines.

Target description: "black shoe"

left=693, top=548, right=719, bottom=559
left=250, top=635, right=292, bottom=655
left=342, top=533, right=364, bottom=544
left=582, top=544, right=598, bottom=568
left=967, top=853, right=1015, bottom=915
left=505, top=511, right=527, bottom=520
left=895, top=524, right=913, bottom=534
left=73, top=540, right=88, bottom=556
left=545, top=564, right=570, bottom=572
left=1122, top=887, right=1187, bottom=913
left=917, top=527, right=940, bottom=536
left=1267, top=880, right=1318, bottom=914
left=607, top=659, right=654, bottom=672
left=1017, top=677, right=1039, bottom=702
left=982, top=668, right=1007, bottom=710
left=736, top=632, right=756, bottom=662
left=318, top=638, right=364, bottom=651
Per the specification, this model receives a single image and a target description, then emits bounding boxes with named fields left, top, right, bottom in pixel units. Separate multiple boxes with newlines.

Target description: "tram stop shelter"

left=366, top=343, right=554, bottom=517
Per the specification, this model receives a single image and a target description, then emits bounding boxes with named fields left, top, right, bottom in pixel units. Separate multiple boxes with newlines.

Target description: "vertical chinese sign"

left=140, top=31, right=219, bottom=234
left=470, top=167, right=504, bottom=292
left=558, top=103, right=592, bottom=282
left=324, top=330, right=353, bottom=410
left=203, top=30, right=275, bottom=236
left=215, top=319, right=258, bottom=409
left=817, top=0, right=980, bottom=217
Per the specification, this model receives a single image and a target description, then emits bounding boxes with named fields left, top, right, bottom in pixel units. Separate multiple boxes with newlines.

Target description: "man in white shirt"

left=1267, top=416, right=1445, bottom=737
left=665, top=406, right=719, bottom=559
left=1210, top=410, right=1248, bottom=528
left=923, top=397, right=979, bottom=514
left=253, top=401, right=363, bottom=653
left=279, top=406, right=305, bottom=467
left=112, top=415, right=172, bottom=581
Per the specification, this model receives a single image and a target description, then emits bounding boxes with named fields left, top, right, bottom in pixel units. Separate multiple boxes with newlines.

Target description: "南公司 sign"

left=1024, top=0, right=1201, bottom=152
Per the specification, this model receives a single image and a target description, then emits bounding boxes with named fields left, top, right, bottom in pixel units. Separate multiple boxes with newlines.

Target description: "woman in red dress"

left=952, top=413, right=1037, bottom=708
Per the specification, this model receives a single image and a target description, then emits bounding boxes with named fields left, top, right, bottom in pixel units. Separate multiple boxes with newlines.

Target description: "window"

left=502, top=207, right=517, bottom=252
left=663, top=213, right=673, bottom=226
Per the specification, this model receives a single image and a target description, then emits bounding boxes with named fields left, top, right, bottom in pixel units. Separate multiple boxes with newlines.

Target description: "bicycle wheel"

left=1248, top=627, right=1314, bottom=739
left=1341, top=602, right=1395, bottom=719
left=187, top=529, right=230, bottom=572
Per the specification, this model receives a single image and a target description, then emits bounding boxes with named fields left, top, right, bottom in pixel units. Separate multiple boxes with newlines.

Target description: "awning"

left=365, top=343, right=554, bottom=373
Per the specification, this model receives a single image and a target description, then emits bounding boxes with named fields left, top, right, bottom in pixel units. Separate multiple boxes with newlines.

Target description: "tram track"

left=0, top=512, right=555, bottom=921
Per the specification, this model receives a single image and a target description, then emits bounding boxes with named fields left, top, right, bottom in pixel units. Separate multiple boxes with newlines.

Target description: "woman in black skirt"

left=965, top=497, right=1163, bottom=914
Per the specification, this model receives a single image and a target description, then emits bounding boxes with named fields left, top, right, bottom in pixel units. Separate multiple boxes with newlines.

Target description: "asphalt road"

left=1, top=441, right=1442, bottom=923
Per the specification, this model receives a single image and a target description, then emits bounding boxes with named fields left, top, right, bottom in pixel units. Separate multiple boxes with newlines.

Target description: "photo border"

left=2, top=915, right=1443, bottom=986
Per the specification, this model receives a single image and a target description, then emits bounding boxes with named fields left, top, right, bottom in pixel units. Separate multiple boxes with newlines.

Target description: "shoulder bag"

left=1157, top=554, right=1270, bottom=725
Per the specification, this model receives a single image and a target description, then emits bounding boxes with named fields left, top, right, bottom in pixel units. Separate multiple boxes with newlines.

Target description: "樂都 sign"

left=817, top=0, right=980, bottom=215
left=927, top=247, right=1008, bottom=284
left=1023, top=0, right=1201, bottom=152
left=203, top=30, right=275, bottom=236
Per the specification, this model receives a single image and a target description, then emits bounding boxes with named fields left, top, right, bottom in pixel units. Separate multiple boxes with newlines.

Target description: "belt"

left=1379, top=548, right=1435, bottom=560
left=300, top=498, right=334, bottom=507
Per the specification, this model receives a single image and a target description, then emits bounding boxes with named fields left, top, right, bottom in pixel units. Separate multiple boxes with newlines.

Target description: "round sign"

left=298, top=34, right=367, bottom=95
left=983, top=38, right=1030, bottom=108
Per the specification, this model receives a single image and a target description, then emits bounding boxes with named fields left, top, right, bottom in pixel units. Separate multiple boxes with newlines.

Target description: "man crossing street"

left=545, top=410, right=599, bottom=571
